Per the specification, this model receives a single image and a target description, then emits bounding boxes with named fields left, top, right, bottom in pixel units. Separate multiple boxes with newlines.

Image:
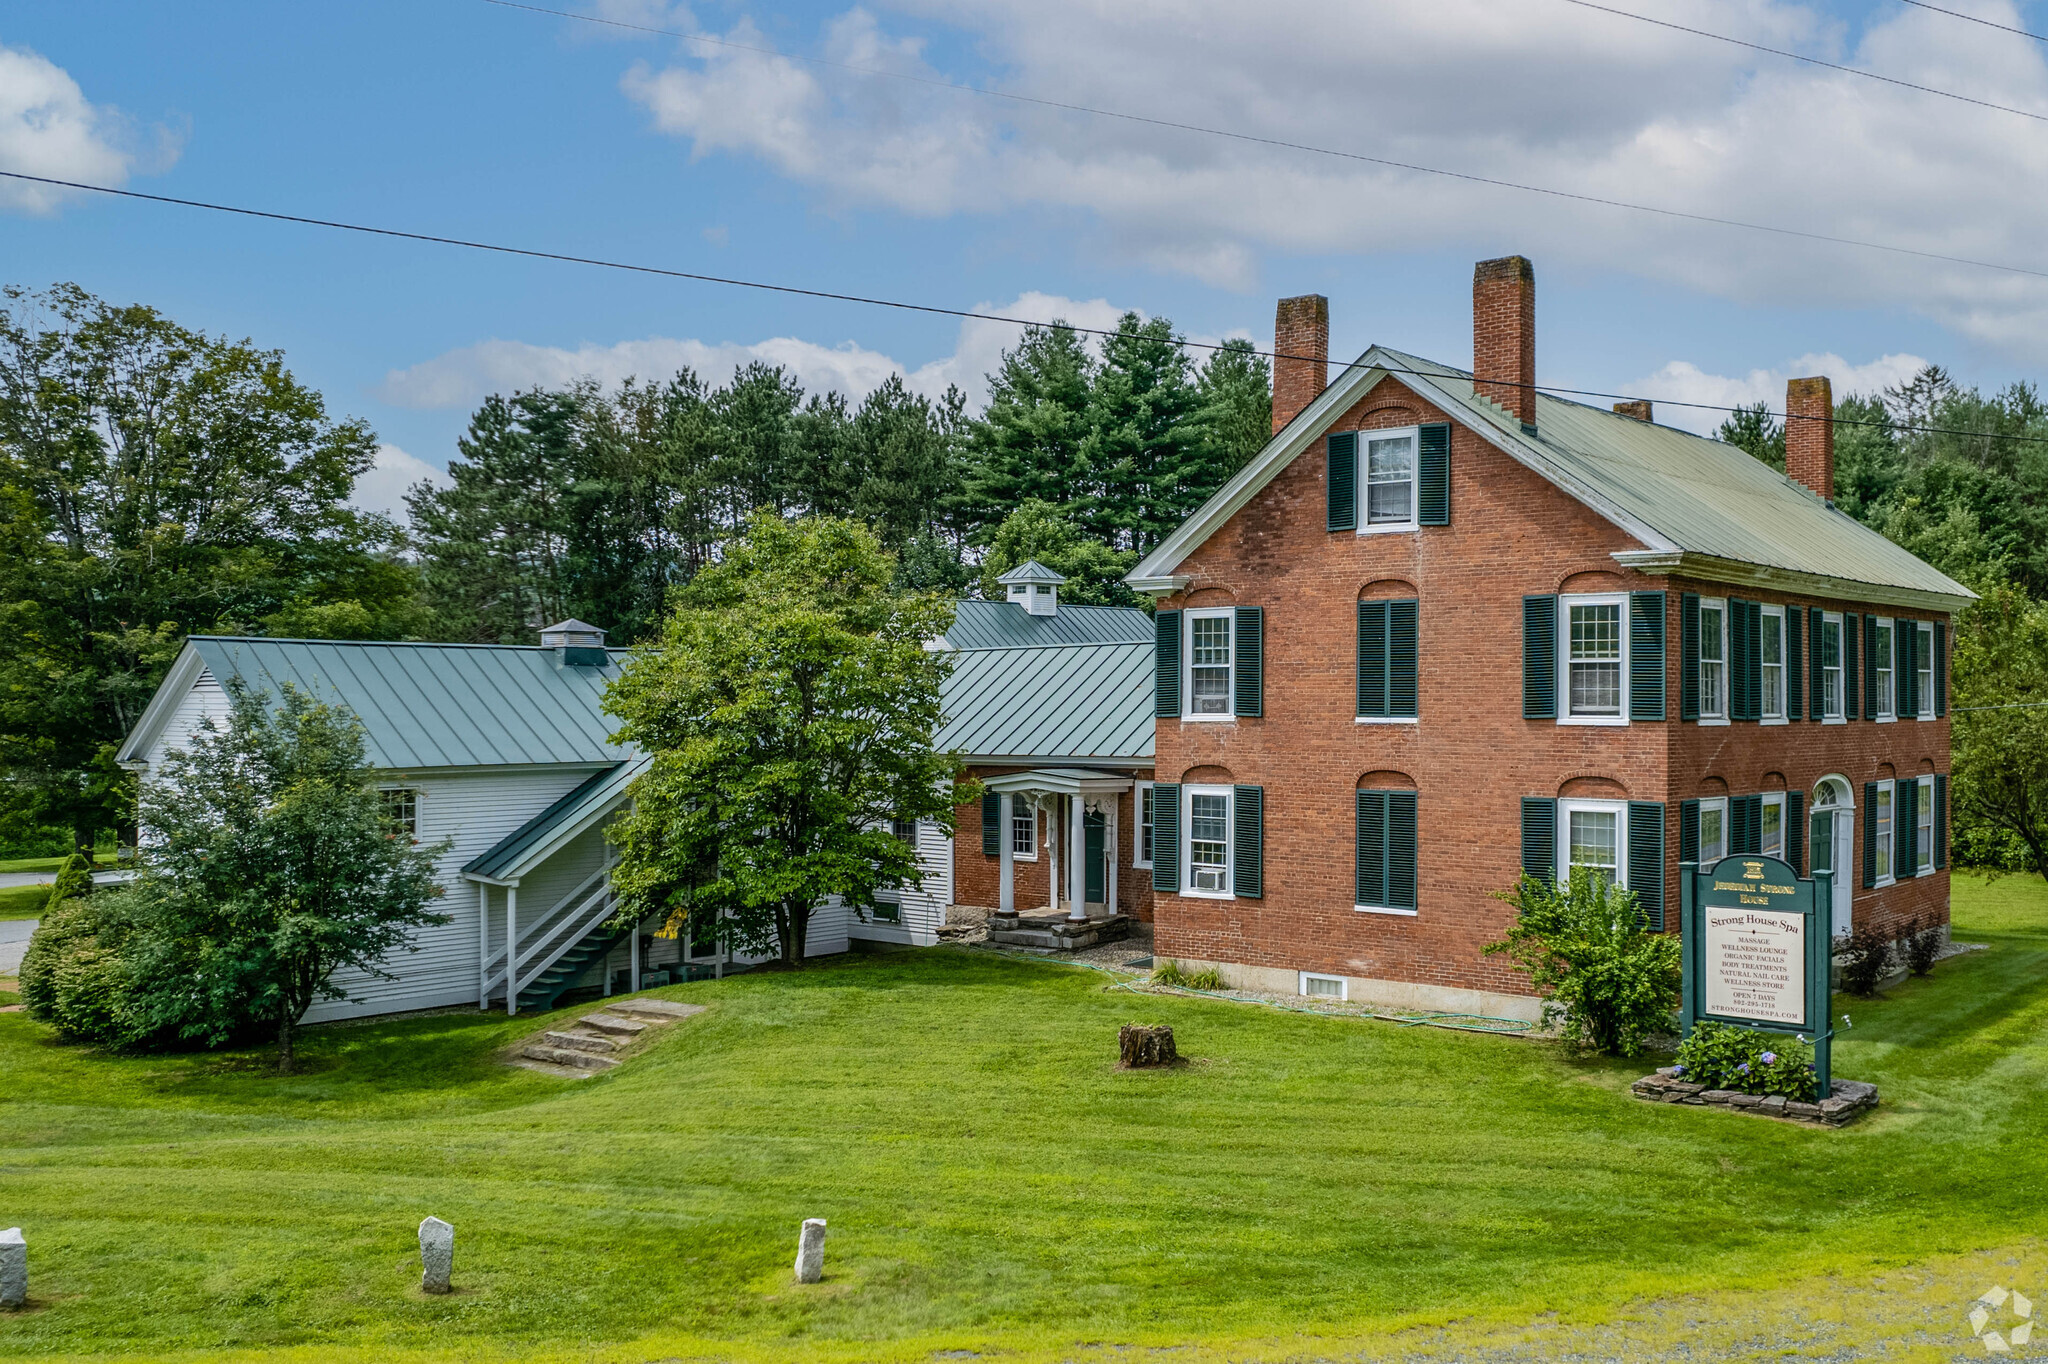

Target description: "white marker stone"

left=794, top=1218, right=826, bottom=1284
left=0, top=1228, right=23, bottom=1309
left=419, top=1217, right=454, bottom=1294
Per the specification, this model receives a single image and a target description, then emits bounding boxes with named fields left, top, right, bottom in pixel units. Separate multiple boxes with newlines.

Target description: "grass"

left=0, top=884, right=49, bottom=920
left=0, top=875, right=2044, bottom=1363
left=0, top=853, right=114, bottom=876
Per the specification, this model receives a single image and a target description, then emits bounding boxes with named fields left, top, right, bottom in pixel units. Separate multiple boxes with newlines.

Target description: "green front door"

left=1085, top=810, right=1106, bottom=904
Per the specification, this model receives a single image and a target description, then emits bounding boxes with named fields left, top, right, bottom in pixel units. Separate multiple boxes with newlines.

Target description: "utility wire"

left=1895, top=0, right=2048, bottom=44
left=1557, top=0, right=2048, bottom=123
left=14, top=167, right=2048, bottom=447
left=479, top=0, right=2048, bottom=281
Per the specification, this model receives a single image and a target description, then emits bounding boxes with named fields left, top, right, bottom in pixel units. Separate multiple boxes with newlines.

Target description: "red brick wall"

left=1150, top=374, right=1950, bottom=995
left=950, top=772, right=1157, bottom=921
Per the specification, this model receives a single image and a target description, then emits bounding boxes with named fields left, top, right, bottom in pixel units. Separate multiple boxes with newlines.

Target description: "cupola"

left=538, top=618, right=608, bottom=666
left=996, top=560, right=1066, bottom=617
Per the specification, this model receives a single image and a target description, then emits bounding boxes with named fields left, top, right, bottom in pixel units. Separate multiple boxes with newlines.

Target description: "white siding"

left=141, top=669, right=230, bottom=770
left=848, top=818, right=951, bottom=948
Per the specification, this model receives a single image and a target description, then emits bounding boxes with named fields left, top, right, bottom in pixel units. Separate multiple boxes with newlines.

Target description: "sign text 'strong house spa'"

left=1126, top=257, right=1972, bottom=1021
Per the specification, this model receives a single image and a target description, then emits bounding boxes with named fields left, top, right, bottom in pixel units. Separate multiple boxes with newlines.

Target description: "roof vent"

left=996, top=560, right=1066, bottom=617
left=539, top=618, right=608, bottom=666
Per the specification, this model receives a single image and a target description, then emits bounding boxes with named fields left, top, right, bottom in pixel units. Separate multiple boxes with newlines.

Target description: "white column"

left=477, top=881, right=489, bottom=1009
left=630, top=920, right=641, bottom=992
left=1046, top=799, right=1059, bottom=914
left=1068, top=794, right=1086, bottom=921
left=1107, top=801, right=1119, bottom=920
left=998, top=792, right=1015, bottom=913
left=505, top=884, right=519, bottom=1016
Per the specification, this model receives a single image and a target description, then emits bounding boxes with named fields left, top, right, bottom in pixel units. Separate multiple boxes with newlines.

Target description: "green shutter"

left=1417, top=422, right=1451, bottom=525
left=1863, top=614, right=1880, bottom=719
left=1520, top=797, right=1557, bottom=880
left=1935, top=620, right=1948, bottom=715
left=981, top=792, right=1002, bottom=856
left=1523, top=595, right=1557, bottom=719
left=1728, top=600, right=1756, bottom=720
left=1899, top=780, right=1919, bottom=875
left=1154, top=610, right=1181, bottom=718
left=1680, top=592, right=1701, bottom=720
left=1935, top=773, right=1948, bottom=867
left=1388, top=791, right=1418, bottom=910
left=1679, top=799, right=1700, bottom=865
left=1786, top=606, right=1803, bottom=721
left=1844, top=612, right=1860, bottom=720
left=1151, top=783, right=1180, bottom=893
left=1808, top=607, right=1826, bottom=721
left=1787, top=790, right=1805, bottom=875
left=1627, top=801, right=1666, bottom=930
left=1355, top=790, right=1386, bottom=908
left=1629, top=591, right=1666, bottom=721
left=1233, top=607, right=1264, bottom=718
left=1357, top=601, right=1388, bottom=717
left=1897, top=620, right=1916, bottom=717
left=1327, top=432, right=1357, bottom=532
left=1232, top=785, right=1263, bottom=899
left=1862, top=782, right=1878, bottom=887
left=1389, top=600, right=1419, bottom=718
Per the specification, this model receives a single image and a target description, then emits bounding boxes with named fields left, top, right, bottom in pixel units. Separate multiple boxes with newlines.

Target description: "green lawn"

left=0, top=884, right=49, bottom=920
left=1, top=876, right=2045, bottom=1363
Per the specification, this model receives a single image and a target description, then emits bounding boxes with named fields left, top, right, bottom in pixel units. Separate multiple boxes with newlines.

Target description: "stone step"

left=604, top=999, right=706, bottom=1021
left=579, top=1013, right=647, bottom=1036
left=540, top=1030, right=619, bottom=1055
left=520, top=1043, right=619, bottom=1071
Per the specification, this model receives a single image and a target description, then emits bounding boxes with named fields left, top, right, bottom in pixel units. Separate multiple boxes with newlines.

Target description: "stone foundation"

left=987, top=911, right=1134, bottom=952
left=1632, top=1067, right=1879, bottom=1126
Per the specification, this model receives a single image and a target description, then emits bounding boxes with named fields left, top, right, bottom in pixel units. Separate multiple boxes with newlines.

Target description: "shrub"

left=1486, top=868, right=1681, bottom=1057
left=18, top=894, right=145, bottom=1047
left=1836, top=921, right=1896, bottom=996
left=1672, top=1020, right=1818, bottom=1100
left=44, top=851, right=93, bottom=913
left=1150, top=962, right=1225, bottom=991
left=1901, top=915, right=1945, bottom=977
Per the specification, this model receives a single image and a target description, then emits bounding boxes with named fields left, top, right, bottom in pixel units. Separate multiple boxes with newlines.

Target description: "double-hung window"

left=1562, top=595, right=1627, bottom=722
left=1184, top=787, right=1232, bottom=897
left=381, top=787, right=419, bottom=840
left=1915, top=778, right=1935, bottom=874
left=1874, top=619, right=1896, bottom=720
left=1134, top=782, right=1154, bottom=868
left=1874, top=781, right=1894, bottom=884
left=1560, top=799, right=1627, bottom=887
left=1821, top=612, right=1844, bottom=720
left=1011, top=806, right=1038, bottom=860
left=1916, top=623, right=1936, bottom=719
left=1187, top=610, right=1234, bottom=717
left=1698, top=797, right=1728, bottom=864
left=1760, top=792, right=1786, bottom=859
left=1761, top=606, right=1786, bottom=722
left=1364, top=431, right=1417, bottom=529
left=1699, top=599, right=1729, bottom=721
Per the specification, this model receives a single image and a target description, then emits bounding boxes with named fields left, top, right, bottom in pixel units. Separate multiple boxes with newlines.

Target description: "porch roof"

left=937, top=639, right=1155, bottom=763
left=462, top=752, right=648, bottom=883
left=980, top=767, right=1135, bottom=797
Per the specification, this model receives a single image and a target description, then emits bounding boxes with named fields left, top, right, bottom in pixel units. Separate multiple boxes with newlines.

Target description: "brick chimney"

left=1473, top=256, right=1537, bottom=429
left=1612, top=399, right=1652, bottom=423
left=1271, top=294, right=1329, bottom=435
left=1785, top=376, right=1834, bottom=501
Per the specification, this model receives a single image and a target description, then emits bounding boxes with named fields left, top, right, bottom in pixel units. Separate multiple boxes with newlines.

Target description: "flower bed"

left=1631, top=1068, right=1879, bottom=1126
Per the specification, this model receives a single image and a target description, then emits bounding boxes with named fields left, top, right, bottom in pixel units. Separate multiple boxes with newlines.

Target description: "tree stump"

left=1118, top=1024, right=1179, bottom=1069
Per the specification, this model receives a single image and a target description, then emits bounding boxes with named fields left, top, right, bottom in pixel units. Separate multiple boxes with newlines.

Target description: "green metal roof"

left=937, top=640, right=1154, bottom=762
left=463, top=753, right=647, bottom=881
left=179, top=637, right=628, bottom=770
left=941, top=599, right=1155, bottom=651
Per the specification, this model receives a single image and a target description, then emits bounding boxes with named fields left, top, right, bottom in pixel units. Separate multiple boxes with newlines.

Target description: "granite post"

left=794, top=1218, right=826, bottom=1284
left=419, top=1216, right=454, bottom=1294
left=0, top=1227, right=23, bottom=1309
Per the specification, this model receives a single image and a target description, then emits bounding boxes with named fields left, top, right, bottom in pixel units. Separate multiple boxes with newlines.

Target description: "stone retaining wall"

left=1632, top=1067, right=1879, bottom=1127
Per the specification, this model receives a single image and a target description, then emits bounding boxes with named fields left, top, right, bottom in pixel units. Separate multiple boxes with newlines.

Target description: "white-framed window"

left=1761, top=605, right=1786, bottom=722
left=1698, top=797, right=1727, bottom=864
left=1915, top=776, right=1935, bottom=875
left=1186, top=609, right=1234, bottom=719
left=1874, top=618, right=1895, bottom=720
left=1874, top=781, right=1895, bottom=885
left=1362, top=427, right=1418, bottom=532
left=1183, top=785, right=1233, bottom=898
left=1821, top=612, right=1845, bottom=721
left=1300, top=972, right=1347, bottom=1001
left=1011, top=805, right=1038, bottom=861
left=1761, top=792, right=1786, bottom=860
left=1559, top=798, right=1628, bottom=888
left=1699, top=598, right=1729, bottom=722
left=1134, top=781, right=1155, bottom=868
left=1916, top=622, right=1936, bottom=719
left=380, top=787, right=419, bottom=839
left=1560, top=594, right=1628, bottom=724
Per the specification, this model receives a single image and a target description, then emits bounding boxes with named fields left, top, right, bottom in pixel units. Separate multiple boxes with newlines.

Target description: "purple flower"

left=1737, top=1062, right=1751, bottom=1074
left=1672, top=1064, right=1686, bottom=1075
left=1760, top=1051, right=1778, bottom=1065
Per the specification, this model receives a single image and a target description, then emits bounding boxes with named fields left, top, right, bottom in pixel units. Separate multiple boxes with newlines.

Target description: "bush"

left=1836, top=921, right=1896, bottom=997
left=1486, top=868, right=1681, bottom=1057
left=1672, top=1020, right=1818, bottom=1100
left=1901, top=915, right=1945, bottom=977
left=17, top=894, right=145, bottom=1047
left=43, top=851, right=93, bottom=913
left=1151, top=962, right=1225, bottom=991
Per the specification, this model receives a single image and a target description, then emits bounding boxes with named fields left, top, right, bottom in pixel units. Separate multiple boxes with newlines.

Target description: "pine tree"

left=1077, top=313, right=1198, bottom=551
left=962, top=323, right=1094, bottom=533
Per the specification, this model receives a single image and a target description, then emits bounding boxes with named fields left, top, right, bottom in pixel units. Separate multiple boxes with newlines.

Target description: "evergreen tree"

left=977, top=499, right=1139, bottom=608
left=962, top=323, right=1094, bottom=532
left=1077, top=313, right=1199, bottom=551
left=1178, top=339, right=1273, bottom=534
left=1717, top=401, right=1786, bottom=470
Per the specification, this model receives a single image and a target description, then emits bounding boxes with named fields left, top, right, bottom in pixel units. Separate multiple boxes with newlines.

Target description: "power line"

left=1895, top=0, right=2048, bottom=44
left=11, top=167, right=2048, bottom=448
left=1558, top=0, right=2048, bottom=123
left=478, top=0, right=2048, bottom=282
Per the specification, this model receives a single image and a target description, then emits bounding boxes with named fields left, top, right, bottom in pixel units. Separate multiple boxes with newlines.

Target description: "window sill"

left=1761, top=716, right=1788, bottom=727
left=1181, top=887, right=1235, bottom=901
left=1355, top=904, right=1419, bottom=917
left=1357, top=522, right=1418, bottom=536
left=1558, top=716, right=1629, bottom=727
left=1181, top=714, right=1238, bottom=724
left=1823, top=716, right=1846, bottom=725
left=1355, top=715, right=1419, bottom=725
left=1696, top=717, right=1730, bottom=727
left=1876, top=715, right=1896, bottom=724
left=1132, top=860, right=1153, bottom=871
left=1010, top=854, right=1038, bottom=863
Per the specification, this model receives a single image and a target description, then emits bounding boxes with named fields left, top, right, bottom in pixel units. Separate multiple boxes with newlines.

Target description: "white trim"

left=1558, top=593, right=1630, bottom=726
left=1820, top=610, right=1846, bottom=721
left=1697, top=597, right=1730, bottom=722
left=1872, top=617, right=1897, bottom=721
left=1873, top=779, right=1896, bottom=887
left=1133, top=781, right=1154, bottom=869
left=1011, top=805, right=1039, bottom=862
left=1760, top=603, right=1788, bottom=724
left=1559, top=798, right=1629, bottom=887
left=113, top=644, right=210, bottom=766
left=1184, top=608, right=1236, bottom=721
left=1355, top=425, right=1420, bottom=535
left=1355, top=716, right=1420, bottom=725
left=1914, top=774, right=1936, bottom=876
left=1611, top=550, right=1974, bottom=613
left=1760, top=791, right=1788, bottom=861
left=1915, top=621, right=1936, bottom=721
left=1697, top=796, right=1729, bottom=865
left=1182, top=784, right=1234, bottom=900
left=1355, top=903, right=1420, bottom=917
left=1300, top=971, right=1348, bottom=1001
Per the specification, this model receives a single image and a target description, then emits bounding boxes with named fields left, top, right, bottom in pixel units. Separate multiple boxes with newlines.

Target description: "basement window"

left=1300, top=972, right=1347, bottom=1001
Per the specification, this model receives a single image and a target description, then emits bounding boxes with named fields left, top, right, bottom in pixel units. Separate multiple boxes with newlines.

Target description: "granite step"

left=604, top=999, right=706, bottom=1021
left=579, top=1013, right=647, bottom=1037
left=540, top=1029, right=619, bottom=1055
left=520, top=1043, right=619, bottom=1071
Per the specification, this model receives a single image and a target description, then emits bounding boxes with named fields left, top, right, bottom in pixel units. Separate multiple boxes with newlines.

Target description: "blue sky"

left=6, top=0, right=2047, bottom=517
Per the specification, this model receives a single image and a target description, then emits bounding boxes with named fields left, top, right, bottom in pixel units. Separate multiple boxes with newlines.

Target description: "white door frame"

left=1812, top=776, right=1855, bottom=938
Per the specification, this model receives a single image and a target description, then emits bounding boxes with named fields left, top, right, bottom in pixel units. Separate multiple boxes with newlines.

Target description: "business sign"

left=1681, top=854, right=1834, bottom=1090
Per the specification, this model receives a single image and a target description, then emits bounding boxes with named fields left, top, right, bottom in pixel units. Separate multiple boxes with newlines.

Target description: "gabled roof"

left=463, top=753, right=648, bottom=882
left=939, top=598, right=1155, bottom=651
left=1129, top=346, right=1974, bottom=611
left=116, top=636, right=629, bottom=771
left=937, top=639, right=1154, bottom=764
left=996, top=559, right=1067, bottom=585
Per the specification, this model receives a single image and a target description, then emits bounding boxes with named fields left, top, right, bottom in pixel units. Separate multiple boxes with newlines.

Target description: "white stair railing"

left=481, top=862, right=612, bottom=1008
left=510, top=881, right=624, bottom=1004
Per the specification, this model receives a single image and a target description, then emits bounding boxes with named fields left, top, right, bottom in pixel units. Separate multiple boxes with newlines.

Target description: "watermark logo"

left=1970, top=1286, right=2034, bottom=1353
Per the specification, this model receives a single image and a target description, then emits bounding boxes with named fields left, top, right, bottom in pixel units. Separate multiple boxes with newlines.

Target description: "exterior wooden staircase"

left=514, top=923, right=635, bottom=1015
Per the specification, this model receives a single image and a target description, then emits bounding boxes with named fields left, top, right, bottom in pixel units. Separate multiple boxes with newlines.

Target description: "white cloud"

left=617, top=0, right=2048, bottom=357
left=1628, top=352, right=1931, bottom=435
left=351, top=444, right=449, bottom=523
left=0, top=41, right=170, bottom=214
left=375, top=291, right=1137, bottom=412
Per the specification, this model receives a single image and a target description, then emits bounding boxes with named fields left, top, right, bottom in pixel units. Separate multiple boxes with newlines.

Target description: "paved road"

left=0, top=918, right=33, bottom=976
left=0, top=871, right=55, bottom=889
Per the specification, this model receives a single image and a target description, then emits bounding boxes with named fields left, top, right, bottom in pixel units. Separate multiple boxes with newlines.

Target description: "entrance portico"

left=983, top=767, right=1135, bottom=949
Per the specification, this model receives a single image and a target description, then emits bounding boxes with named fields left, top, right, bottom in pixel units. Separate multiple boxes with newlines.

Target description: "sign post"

left=1679, top=855, right=1832, bottom=1093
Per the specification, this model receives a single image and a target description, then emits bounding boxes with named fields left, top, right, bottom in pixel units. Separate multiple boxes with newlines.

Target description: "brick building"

left=1123, top=257, right=1971, bottom=1020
